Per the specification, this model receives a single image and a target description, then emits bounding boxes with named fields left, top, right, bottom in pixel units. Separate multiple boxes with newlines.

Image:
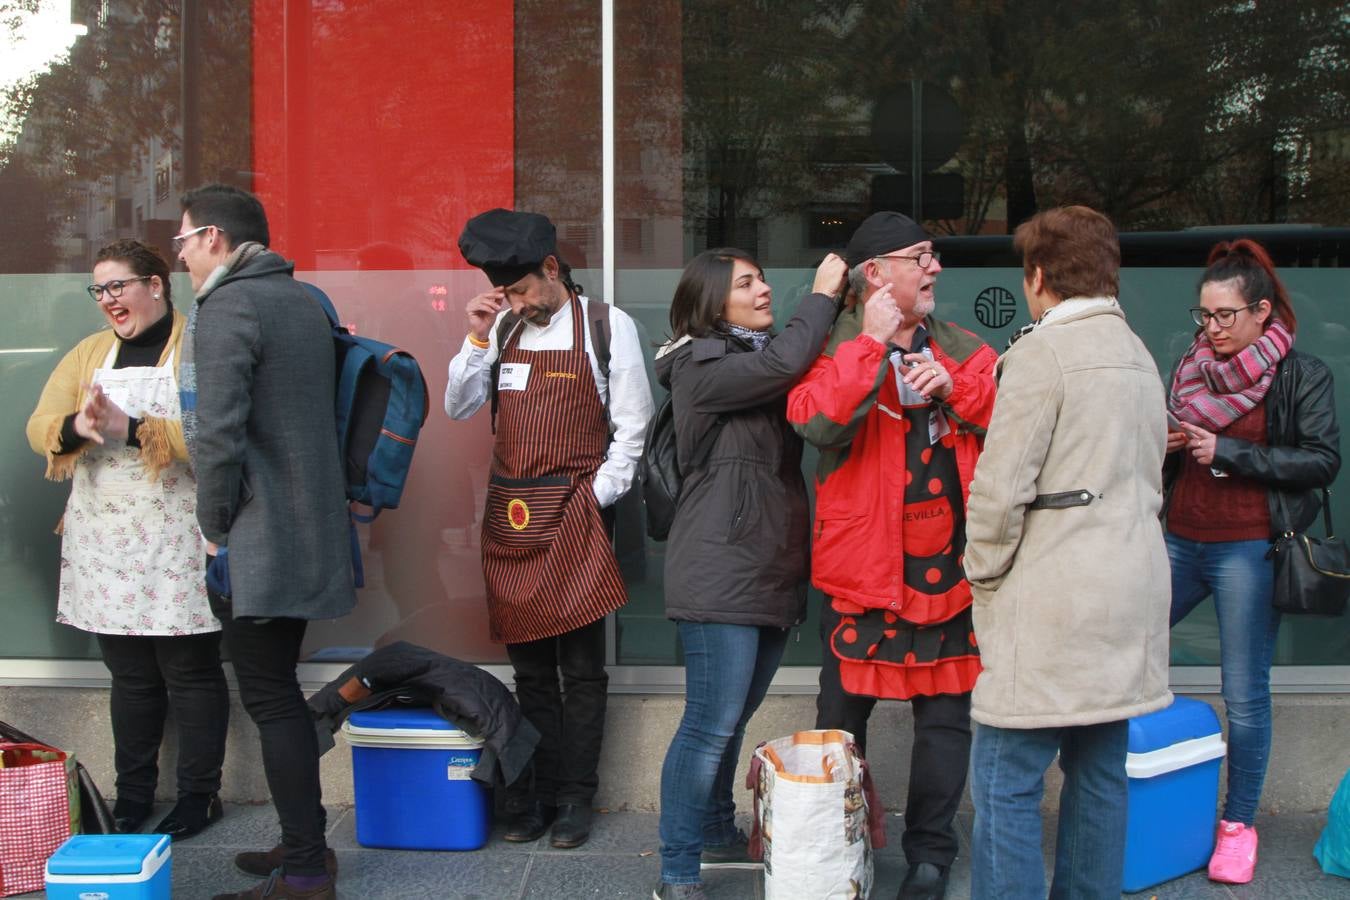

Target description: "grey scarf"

left=180, top=241, right=268, bottom=465
left=724, top=322, right=772, bottom=351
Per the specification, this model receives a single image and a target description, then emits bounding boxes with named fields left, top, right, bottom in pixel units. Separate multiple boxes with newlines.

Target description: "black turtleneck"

left=58, top=307, right=175, bottom=454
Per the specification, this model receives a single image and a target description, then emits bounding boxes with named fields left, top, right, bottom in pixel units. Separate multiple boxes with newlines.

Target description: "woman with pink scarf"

left=1165, top=239, right=1340, bottom=885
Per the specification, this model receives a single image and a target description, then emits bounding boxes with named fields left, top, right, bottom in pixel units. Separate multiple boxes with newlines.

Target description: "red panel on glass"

left=251, top=0, right=514, bottom=270
left=248, top=1, right=513, bottom=662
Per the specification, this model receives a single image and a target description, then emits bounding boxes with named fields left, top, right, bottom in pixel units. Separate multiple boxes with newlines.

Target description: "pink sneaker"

left=1208, top=819, right=1258, bottom=884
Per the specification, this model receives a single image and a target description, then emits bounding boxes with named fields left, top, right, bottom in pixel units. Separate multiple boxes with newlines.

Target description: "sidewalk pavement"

left=22, top=803, right=1348, bottom=899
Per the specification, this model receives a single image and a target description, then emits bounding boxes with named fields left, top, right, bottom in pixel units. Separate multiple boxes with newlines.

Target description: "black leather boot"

left=550, top=803, right=593, bottom=849
left=503, top=801, right=556, bottom=842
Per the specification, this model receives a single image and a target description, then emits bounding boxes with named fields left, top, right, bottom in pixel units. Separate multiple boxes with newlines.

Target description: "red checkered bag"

left=0, top=743, right=75, bottom=896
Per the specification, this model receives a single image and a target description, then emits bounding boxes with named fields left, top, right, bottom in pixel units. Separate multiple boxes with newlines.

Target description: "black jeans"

left=505, top=616, right=608, bottom=808
left=209, top=587, right=329, bottom=877
left=96, top=632, right=229, bottom=808
left=816, top=602, right=971, bottom=867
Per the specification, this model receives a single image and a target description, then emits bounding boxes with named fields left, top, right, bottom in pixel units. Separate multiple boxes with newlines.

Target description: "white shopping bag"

left=748, top=729, right=886, bottom=900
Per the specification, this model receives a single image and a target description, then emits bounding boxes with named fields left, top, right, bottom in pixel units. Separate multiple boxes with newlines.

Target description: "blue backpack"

left=301, top=283, right=430, bottom=586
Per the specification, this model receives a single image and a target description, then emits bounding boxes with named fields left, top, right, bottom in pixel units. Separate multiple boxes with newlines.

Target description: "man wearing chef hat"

left=446, top=208, right=654, bottom=850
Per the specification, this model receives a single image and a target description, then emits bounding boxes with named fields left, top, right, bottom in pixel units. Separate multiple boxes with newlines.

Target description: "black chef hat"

left=844, top=212, right=930, bottom=268
left=458, top=209, right=557, bottom=287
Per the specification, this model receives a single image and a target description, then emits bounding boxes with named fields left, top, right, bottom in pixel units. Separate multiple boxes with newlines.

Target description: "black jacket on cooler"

left=308, top=641, right=540, bottom=787
left=652, top=291, right=838, bottom=627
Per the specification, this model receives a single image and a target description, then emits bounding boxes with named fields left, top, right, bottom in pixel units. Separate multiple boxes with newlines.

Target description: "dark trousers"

left=209, top=588, right=328, bottom=877
left=96, top=632, right=229, bottom=809
left=816, top=602, right=971, bottom=867
left=505, top=616, right=608, bottom=808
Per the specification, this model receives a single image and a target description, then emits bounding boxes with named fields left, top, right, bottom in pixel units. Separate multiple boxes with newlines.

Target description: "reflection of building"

left=54, top=2, right=183, bottom=269
left=4, top=4, right=180, bottom=271
left=60, top=139, right=182, bottom=270
left=5, top=0, right=250, bottom=271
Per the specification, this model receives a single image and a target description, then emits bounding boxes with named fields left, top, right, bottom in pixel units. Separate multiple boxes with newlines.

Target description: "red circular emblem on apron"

left=507, top=498, right=530, bottom=531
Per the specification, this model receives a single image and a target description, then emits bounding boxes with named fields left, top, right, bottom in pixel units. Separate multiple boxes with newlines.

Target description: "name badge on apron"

left=928, top=409, right=951, bottom=447
left=498, top=363, right=531, bottom=391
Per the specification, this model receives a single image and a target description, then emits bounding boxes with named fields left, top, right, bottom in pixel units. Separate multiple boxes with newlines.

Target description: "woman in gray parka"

left=650, top=248, right=850, bottom=900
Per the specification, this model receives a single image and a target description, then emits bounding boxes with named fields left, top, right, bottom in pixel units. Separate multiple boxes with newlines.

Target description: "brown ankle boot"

left=234, top=844, right=338, bottom=879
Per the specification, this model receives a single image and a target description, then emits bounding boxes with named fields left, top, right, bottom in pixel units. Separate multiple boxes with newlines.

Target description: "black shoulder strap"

left=587, top=302, right=613, bottom=430
left=489, top=311, right=522, bottom=433
left=589, top=301, right=612, bottom=385
left=689, top=415, right=728, bottom=471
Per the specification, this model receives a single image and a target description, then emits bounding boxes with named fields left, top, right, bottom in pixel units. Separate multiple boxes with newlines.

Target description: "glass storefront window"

left=2, top=0, right=1347, bottom=672
left=1, top=0, right=599, bottom=664
left=611, top=0, right=1350, bottom=666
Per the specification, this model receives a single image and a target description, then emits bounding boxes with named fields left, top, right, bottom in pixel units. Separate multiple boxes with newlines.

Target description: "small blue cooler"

left=1122, top=696, right=1227, bottom=892
left=342, top=707, right=491, bottom=850
left=44, top=834, right=171, bottom=900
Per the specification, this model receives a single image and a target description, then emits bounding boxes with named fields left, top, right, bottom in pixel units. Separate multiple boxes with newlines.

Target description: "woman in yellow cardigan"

left=27, top=239, right=227, bottom=840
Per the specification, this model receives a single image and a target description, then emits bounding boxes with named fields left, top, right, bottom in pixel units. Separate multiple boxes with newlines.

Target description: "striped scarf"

left=180, top=241, right=269, bottom=465
left=1168, top=319, right=1293, bottom=431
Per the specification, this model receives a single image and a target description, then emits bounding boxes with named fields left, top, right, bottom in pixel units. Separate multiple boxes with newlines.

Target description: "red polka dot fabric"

left=822, top=390, right=980, bottom=700
left=900, top=403, right=966, bottom=601
left=829, top=603, right=981, bottom=699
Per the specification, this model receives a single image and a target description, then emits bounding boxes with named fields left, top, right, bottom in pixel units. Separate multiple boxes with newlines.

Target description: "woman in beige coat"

left=962, top=206, right=1172, bottom=899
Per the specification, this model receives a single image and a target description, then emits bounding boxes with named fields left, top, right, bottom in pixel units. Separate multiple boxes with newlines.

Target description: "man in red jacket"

left=788, top=212, right=997, bottom=900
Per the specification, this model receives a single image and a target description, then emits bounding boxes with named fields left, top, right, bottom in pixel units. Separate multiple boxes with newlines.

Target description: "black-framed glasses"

left=171, top=224, right=213, bottom=252
left=1190, top=301, right=1261, bottom=328
left=875, top=250, right=940, bottom=269
left=86, top=276, right=150, bottom=302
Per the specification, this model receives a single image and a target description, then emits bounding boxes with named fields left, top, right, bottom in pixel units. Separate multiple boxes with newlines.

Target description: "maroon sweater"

left=1168, top=404, right=1271, bottom=542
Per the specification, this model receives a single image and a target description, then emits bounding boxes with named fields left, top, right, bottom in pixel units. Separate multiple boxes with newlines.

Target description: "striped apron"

left=481, top=295, right=627, bottom=643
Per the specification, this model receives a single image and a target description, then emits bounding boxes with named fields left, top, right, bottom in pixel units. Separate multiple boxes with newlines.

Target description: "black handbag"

left=1268, top=487, right=1350, bottom=616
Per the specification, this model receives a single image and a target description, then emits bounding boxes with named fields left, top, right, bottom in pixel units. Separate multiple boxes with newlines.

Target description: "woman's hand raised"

left=811, top=253, right=848, bottom=298
left=74, top=383, right=130, bottom=445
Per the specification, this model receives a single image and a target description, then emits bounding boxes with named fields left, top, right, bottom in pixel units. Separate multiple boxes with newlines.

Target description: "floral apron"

left=58, top=343, right=216, bottom=635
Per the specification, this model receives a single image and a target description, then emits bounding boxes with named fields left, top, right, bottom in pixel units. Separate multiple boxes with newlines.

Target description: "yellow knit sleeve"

left=25, top=332, right=111, bottom=481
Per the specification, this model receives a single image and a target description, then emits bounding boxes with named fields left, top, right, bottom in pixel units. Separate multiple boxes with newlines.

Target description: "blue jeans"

left=1166, top=533, right=1279, bottom=825
left=657, top=622, right=789, bottom=884
left=970, top=721, right=1129, bottom=900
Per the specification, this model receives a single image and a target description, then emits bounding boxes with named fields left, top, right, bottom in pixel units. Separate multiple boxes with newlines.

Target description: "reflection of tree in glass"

left=0, top=1, right=254, bottom=274
left=1178, top=0, right=1349, bottom=228
left=679, top=0, right=1348, bottom=240
left=2, top=2, right=181, bottom=212
left=514, top=0, right=601, bottom=266
left=870, top=0, right=1350, bottom=231
left=0, top=154, right=61, bottom=271
left=189, top=2, right=252, bottom=187
left=681, top=0, right=856, bottom=252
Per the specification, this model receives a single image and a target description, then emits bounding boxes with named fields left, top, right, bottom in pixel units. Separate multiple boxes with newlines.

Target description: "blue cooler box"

left=1123, top=696, right=1227, bottom=892
left=342, top=707, right=491, bottom=850
left=45, top=834, right=171, bottom=900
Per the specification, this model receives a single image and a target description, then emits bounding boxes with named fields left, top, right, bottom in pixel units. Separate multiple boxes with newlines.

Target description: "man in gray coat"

left=177, top=183, right=354, bottom=900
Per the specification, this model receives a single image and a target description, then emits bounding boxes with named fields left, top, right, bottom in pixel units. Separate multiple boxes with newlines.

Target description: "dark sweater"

left=1168, top=403, right=1270, bottom=542
left=57, top=308, right=174, bottom=453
